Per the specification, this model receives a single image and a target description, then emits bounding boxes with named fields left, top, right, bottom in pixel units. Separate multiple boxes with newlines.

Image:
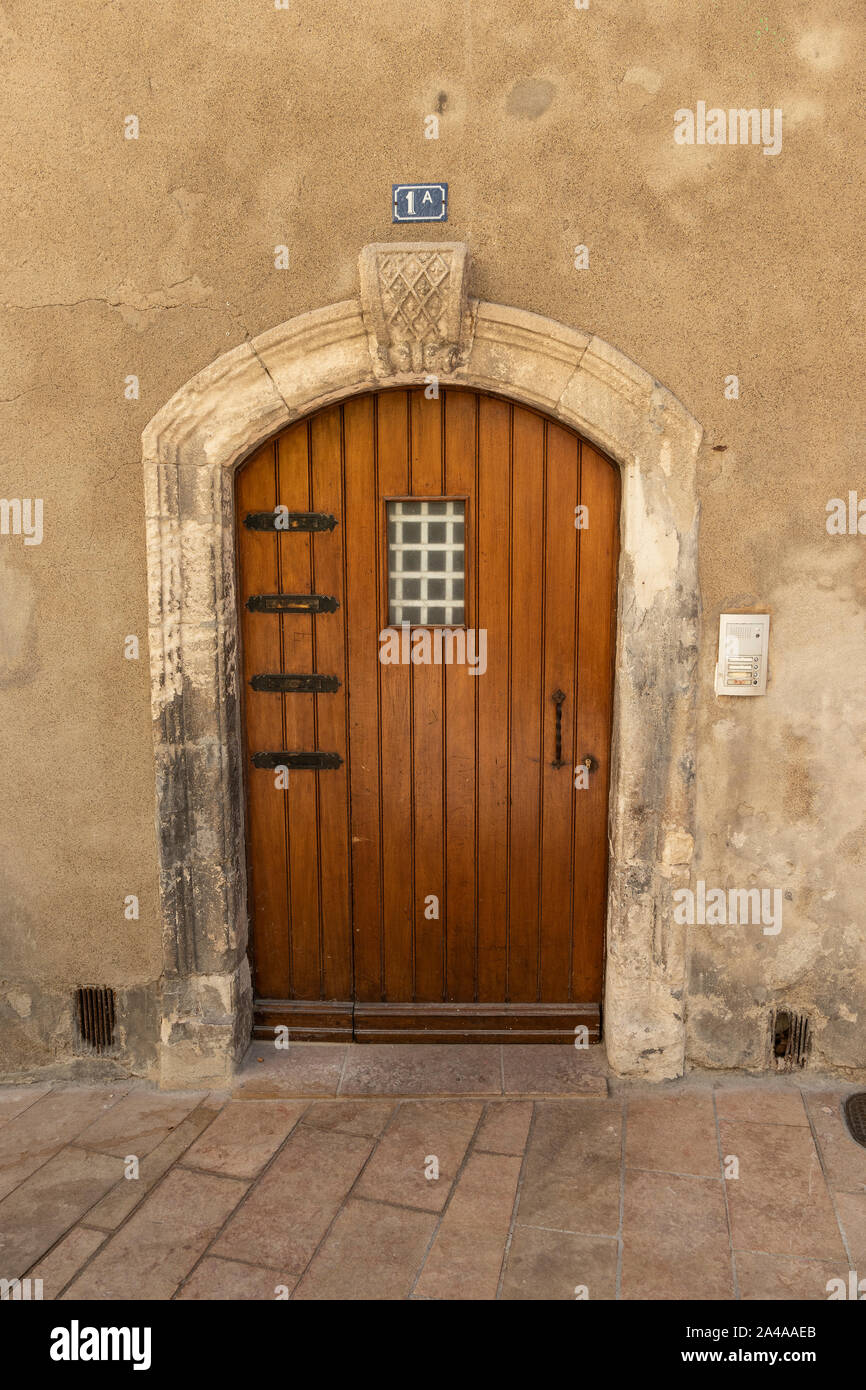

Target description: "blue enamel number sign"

left=392, top=183, right=448, bottom=222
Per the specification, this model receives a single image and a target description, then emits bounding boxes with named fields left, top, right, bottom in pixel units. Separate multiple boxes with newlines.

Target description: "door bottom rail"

left=252, top=999, right=600, bottom=1044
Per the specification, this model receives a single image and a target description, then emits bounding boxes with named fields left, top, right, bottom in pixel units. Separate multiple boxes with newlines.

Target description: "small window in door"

left=387, top=499, right=465, bottom=626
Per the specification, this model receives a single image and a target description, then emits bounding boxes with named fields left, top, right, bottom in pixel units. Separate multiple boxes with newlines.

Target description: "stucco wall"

left=1, top=0, right=863, bottom=1078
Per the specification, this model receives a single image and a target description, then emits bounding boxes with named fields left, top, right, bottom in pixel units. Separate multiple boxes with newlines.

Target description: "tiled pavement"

left=0, top=1044, right=865, bottom=1300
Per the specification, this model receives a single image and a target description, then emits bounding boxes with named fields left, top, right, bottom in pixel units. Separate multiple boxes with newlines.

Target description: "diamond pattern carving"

left=379, top=251, right=452, bottom=341
left=359, top=242, right=470, bottom=374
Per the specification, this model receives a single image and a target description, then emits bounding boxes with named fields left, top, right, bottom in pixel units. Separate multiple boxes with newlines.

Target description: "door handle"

left=551, top=689, right=567, bottom=767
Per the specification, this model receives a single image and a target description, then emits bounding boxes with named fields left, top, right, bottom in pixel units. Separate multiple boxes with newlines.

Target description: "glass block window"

left=387, top=499, right=465, bottom=626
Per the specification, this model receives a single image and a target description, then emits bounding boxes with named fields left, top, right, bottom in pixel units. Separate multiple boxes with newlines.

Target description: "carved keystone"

left=359, top=242, right=471, bottom=376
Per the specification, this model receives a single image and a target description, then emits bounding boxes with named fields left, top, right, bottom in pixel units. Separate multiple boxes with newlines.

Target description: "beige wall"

left=1, top=0, right=863, bottom=1077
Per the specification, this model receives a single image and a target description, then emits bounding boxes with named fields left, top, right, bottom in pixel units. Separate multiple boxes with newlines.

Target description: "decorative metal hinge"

left=243, top=511, right=337, bottom=532
left=251, top=673, right=341, bottom=694
left=246, top=593, right=340, bottom=614
left=252, top=751, right=343, bottom=770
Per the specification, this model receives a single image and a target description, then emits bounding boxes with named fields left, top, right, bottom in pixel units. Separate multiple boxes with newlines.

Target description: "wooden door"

left=237, top=389, right=619, bottom=1044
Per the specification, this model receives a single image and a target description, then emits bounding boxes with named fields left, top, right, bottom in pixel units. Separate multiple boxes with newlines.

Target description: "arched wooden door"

left=236, top=388, right=619, bottom=1043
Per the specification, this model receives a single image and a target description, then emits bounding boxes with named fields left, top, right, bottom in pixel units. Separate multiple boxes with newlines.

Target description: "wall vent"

left=770, top=1008, right=810, bottom=1071
left=843, top=1094, right=866, bottom=1150
left=75, top=987, right=117, bottom=1054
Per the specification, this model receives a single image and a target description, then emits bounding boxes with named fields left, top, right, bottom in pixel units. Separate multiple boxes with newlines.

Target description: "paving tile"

left=626, top=1092, right=720, bottom=1177
left=64, top=1168, right=247, bottom=1300
left=0, top=1146, right=121, bottom=1277
left=414, top=1151, right=521, bottom=1299
left=181, top=1100, right=306, bottom=1178
left=354, top=1101, right=483, bottom=1212
left=293, top=1198, right=436, bottom=1299
left=475, top=1101, right=533, bottom=1155
left=75, top=1089, right=207, bottom=1158
left=502, top=1226, right=618, bottom=1301
left=502, top=1046, right=608, bottom=1096
left=621, top=1170, right=733, bottom=1300
left=515, top=1100, right=621, bottom=1235
left=177, top=1256, right=297, bottom=1301
left=300, top=1100, right=395, bottom=1138
left=834, top=1192, right=866, bottom=1262
left=233, top=1045, right=347, bottom=1098
left=713, top=1087, right=809, bottom=1127
left=720, top=1119, right=845, bottom=1260
left=0, top=1085, right=52, bottom=1126
left=803, top=1091, right=866, bottom=1193
left=735, top=1252, right=852, bottom=1300
left=0, top=1086, right=130, bottom=1201
left=340, top=1045, right=501, bottom=1097
left=27, top=1226, right=106, bottom=1299
left=211, top=1124, right=373, bottom=1275
left=82, top=1099, right=225, bottom=1230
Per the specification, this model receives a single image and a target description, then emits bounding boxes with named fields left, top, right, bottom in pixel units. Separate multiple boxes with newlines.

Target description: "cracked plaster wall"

left=0, top=1, right=863, bottom=1080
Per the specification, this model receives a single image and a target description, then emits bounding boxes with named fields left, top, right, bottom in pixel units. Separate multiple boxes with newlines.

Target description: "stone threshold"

left=232, top=1041, right=609, bottom=1100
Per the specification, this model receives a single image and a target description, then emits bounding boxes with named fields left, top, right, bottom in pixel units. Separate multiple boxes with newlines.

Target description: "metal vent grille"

left=771, top=1008, right=811, bottom=1071
left=843, top=1093, right=866, bottom=1149
left=75, top=987, right=117, bottom=1054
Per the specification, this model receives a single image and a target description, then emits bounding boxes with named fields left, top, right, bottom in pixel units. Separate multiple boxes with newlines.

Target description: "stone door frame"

left=143, top=243, right=702, bottom=1087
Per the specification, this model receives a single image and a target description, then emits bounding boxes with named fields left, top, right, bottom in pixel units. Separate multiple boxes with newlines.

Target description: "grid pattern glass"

left=387, top=499, right=465, bottom=626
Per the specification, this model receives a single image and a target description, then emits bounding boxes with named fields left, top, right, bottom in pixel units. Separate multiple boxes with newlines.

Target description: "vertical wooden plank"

left=476, top=396, right=511, bottom=1003
left=236, top=440, right=290, bottom=1000
left=277, top=423, right=320, bottom=1000
left=539, top=422, right=580, bottom=1000
left=507, top=406, right=546, bottom=1001
left=343, top=395, right=382, bottom=1003
left=376, top=391, right=413, bottom=1003
left=310, top=406, right=352, bottom=1001
left=443, top=390, right=477, bottom=1001
left=572, top=441, right=620, bottom=1001
left=409, top=389, right=446, bottom=1002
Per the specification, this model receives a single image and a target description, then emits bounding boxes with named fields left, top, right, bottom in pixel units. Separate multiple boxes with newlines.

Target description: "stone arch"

left=143, top=243, right=702, bottom=1086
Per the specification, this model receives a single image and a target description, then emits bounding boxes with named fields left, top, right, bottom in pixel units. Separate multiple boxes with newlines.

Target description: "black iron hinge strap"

left=251, top=673, right=340, bottom=694
left=252, top=751, right=343, bottom=770
left=243, top=511, right=337, bottom=532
